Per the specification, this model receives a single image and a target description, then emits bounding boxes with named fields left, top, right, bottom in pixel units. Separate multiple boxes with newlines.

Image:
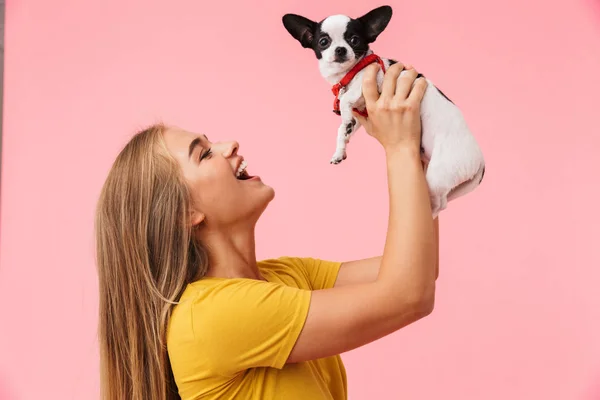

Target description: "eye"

left=349, top=36, right=360, bottom=46
left=199, top=148, right=212, bottom=162
left=318, top=37, right=330, bottom=48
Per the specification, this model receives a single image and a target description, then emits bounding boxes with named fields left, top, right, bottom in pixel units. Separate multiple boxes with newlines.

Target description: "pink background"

left=1, top=0, right=600, bottom=399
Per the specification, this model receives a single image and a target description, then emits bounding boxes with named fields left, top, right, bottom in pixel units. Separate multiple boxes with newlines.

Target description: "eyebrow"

left=188, top=135, right=208, bottom=159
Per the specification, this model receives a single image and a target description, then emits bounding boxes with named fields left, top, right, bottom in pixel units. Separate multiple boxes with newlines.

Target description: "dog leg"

left=446, top=165, right=485, bottom=202
left=424, top=150, right=452, bottom=218
left=330, top=103, right=360, bottom=164
left=330, top=124, right=349, bottom=164
left=427, top=159, right=485, bottom=218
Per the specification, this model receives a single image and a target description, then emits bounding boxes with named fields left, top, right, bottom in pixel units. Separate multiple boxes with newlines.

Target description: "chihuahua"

left=282, top=5, right=485, bottom=217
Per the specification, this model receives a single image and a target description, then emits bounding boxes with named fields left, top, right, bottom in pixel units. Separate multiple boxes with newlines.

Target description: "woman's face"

left=163, top=127, right=275, bottom=228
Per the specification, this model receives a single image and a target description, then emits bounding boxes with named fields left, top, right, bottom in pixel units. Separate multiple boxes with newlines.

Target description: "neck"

left=199, top=224, right=263, bottom=280
left=320, top=49, right=374, bottom=84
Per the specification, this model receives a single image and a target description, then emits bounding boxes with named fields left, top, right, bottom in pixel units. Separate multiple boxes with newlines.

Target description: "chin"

left=263, top=185, right=276, bottom=204
left=257, top=184, right=276, bottom=210
left=320, top=57, right=358, bottom=76
left=335, top=59, right=353, bottom=68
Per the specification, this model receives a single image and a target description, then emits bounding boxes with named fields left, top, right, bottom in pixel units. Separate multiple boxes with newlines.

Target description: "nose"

left=222, top=140, right=239, bottom=158
left=335, top=47, right=347, bottom=57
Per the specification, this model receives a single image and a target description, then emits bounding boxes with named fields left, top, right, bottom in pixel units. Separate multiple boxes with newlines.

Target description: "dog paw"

left=430, top=194, right=447, bottom=218
left=430, top=196, right=441, bottom=217
left=330, top=151, right=347, bottom=164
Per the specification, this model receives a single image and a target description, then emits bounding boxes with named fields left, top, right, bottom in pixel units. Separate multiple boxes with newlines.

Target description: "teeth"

left=236, top=160, right=248, bottom=177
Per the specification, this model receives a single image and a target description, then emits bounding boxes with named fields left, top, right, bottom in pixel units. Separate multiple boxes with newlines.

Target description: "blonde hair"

left=95, top=124, right=209, bottom=400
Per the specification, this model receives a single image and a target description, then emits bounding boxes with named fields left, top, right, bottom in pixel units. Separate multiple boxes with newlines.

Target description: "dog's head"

left=282, top=6, right=392, bottom=77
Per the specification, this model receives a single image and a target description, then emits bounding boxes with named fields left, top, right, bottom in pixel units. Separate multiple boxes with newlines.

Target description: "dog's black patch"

left=333, top=109, right=341, bottom=115
left=436, top=87, right=454, bottom=104
left=311, top=22, right=327, bottom=59
left=344, top=19, right=371, bottom=59
left=388, top=59, right=398, bottom=66
left=345, top=122, right=353, bottom=136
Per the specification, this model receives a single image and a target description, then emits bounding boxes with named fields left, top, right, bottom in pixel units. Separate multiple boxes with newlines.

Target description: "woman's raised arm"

left=287, top=62, right=437, bottom=364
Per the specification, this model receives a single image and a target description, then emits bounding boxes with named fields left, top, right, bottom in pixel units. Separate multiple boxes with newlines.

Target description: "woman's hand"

left=353, top=62, right=427, bottom=154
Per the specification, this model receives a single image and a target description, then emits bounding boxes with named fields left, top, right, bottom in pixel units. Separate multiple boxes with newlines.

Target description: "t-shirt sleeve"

left=192, top=279, right=311, bottom=376
left=283, top=257, right=343, bottom=290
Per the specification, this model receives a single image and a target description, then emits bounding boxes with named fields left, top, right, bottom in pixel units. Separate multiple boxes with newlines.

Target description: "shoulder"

left=258, top=256, right=304, bottom=269
left=259, top=256, right=342, bottom=291
left=258, top=256, right=313, bottom=289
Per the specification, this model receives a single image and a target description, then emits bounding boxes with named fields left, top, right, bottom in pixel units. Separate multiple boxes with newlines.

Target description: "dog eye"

left=349, top=36, right=360, bottom=46
left=318, top=37, right=330, bottom=48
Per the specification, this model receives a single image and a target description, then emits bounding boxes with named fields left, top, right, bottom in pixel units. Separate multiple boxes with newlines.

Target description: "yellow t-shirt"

left=166, top=257, right=347, bottom=400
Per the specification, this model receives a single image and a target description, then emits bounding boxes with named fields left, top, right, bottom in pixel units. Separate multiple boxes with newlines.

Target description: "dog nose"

left=335, top=47, right=347, bottom=57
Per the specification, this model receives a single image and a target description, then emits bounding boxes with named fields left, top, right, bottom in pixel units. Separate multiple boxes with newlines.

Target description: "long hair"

left=95, top=124, right=209, bottom=400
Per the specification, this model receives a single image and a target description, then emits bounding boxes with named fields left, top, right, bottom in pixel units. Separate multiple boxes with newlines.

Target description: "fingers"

left=393, top=67, right=420, bottom=100
left=362, top=61, right=424, bottom=117
left=407, top=76, right=428, bottom=105
left=380, top=62, right=405, bottom=99
left=361, top=64, right=380, bottom=106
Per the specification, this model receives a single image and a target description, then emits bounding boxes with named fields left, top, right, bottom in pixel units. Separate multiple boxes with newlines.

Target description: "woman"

left=95, top=62, right=439, bottom=400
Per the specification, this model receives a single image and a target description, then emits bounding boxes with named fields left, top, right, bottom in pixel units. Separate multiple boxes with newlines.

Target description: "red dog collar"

left=331, top=53, right=387, bottom=117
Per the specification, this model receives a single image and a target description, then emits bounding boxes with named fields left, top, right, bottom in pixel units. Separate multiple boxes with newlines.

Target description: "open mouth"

left=235, top=160, right=253, bottom=180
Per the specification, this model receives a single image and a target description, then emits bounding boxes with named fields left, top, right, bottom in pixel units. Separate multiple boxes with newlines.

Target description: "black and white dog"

left=282, top=5, right=485, bottom=217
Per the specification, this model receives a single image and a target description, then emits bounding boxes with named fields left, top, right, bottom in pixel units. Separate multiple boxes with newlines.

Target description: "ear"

left=358, top=5, right=393, bottom=43
left=282, top=13, right=317, bottom=48
left=191, top=211, right=205, bottom=229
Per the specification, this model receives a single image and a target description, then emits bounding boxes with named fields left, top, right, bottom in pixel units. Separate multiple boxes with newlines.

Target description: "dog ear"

left=358, top=5, right=393, bottom=43
left=282, top=14, right=317, bottom=48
